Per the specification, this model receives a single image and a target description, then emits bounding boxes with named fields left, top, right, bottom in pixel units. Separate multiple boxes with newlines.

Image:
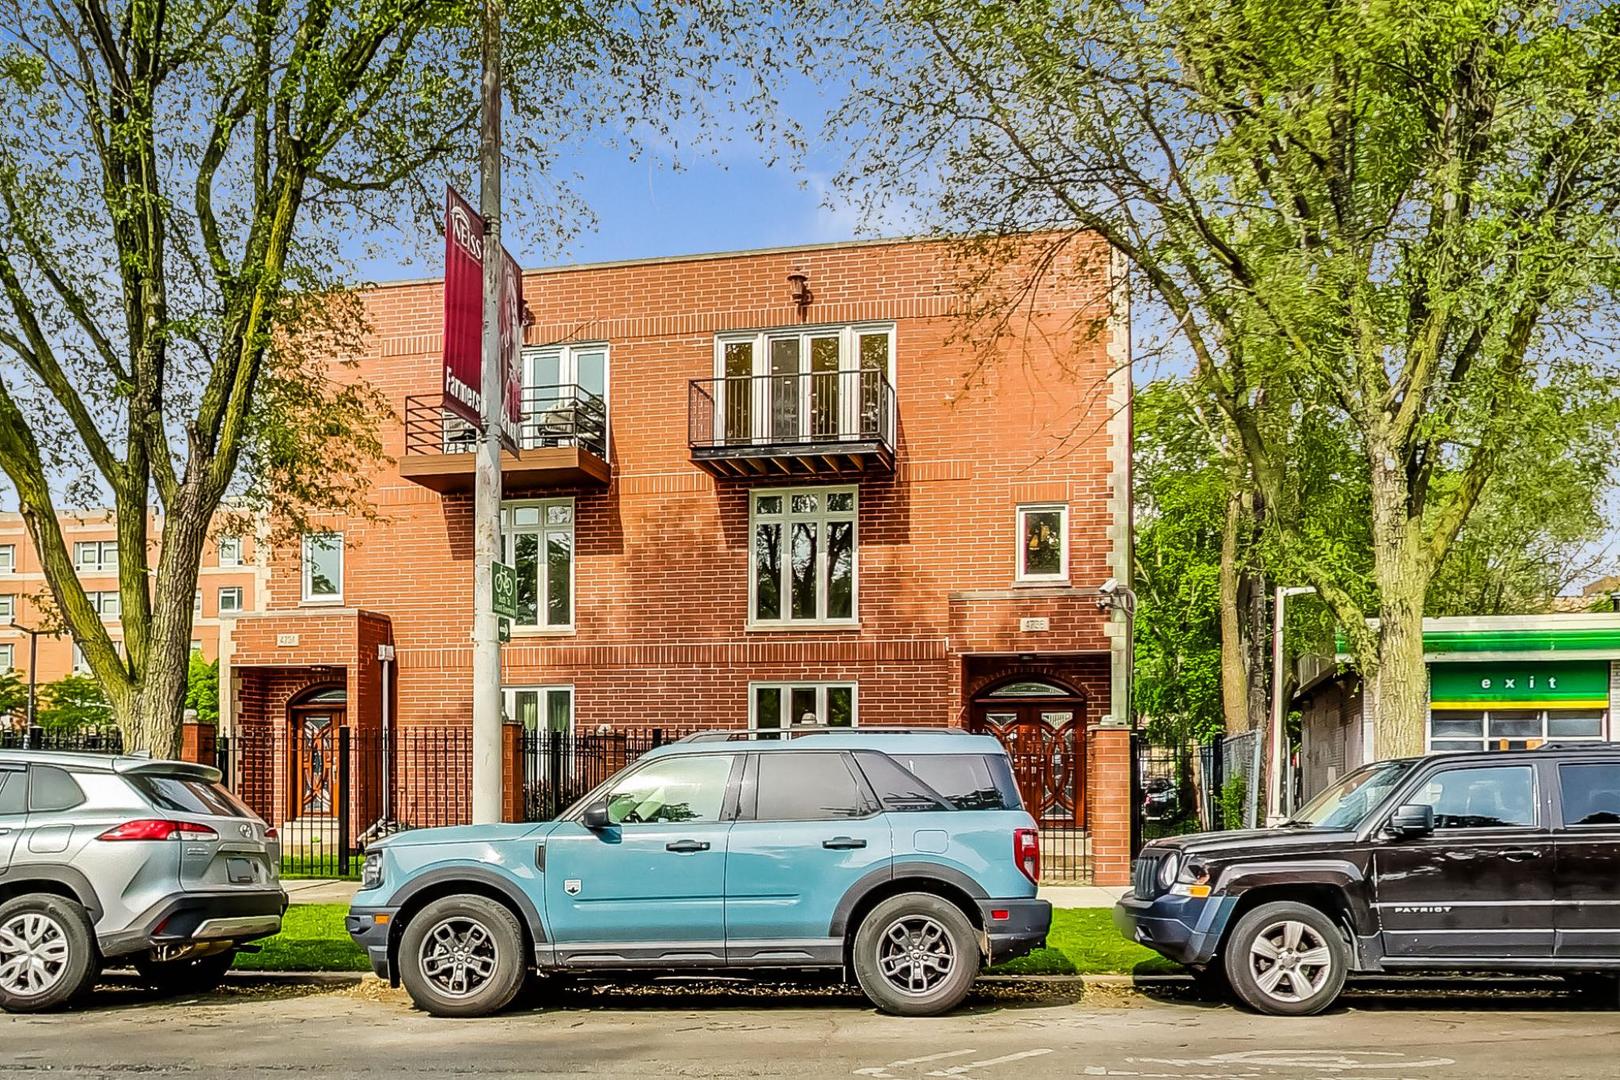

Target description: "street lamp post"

left=8, top=621, right=55, bottom=739
left=1267, top=586, right=1317, bottom=825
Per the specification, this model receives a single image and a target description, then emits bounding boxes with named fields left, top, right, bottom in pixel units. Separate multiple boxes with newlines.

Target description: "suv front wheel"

left=0, top=894, right=100, bottom=1013
left=398, top=895, right=527, bottom=1018
left=852, top=892, right=981, bottom=1017
left=1223, top=900, right=1348, bottom=1016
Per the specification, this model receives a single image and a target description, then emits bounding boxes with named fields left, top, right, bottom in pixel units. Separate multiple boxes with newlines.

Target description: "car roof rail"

left=1535, top=741, right=1618, bottom=751
left=676, top=726, right=976, bottom=743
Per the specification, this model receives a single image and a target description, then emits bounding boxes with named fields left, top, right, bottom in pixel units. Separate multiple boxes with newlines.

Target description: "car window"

left=852, top=751, right=953, bottom=812
left=756, top=752, right=871, bottom=821
left=1558, top=763, right=1620, bottom=827
left=28, top=765, right=86, bottom=813
left=0, top=767, right=25, bottom=816
left=1407, top=765, right=1537, bottom=830
left=129, top=775, right=251, bottom=818
left=904, top=754, right=1022, bottom=811
left=602, top=754, right=733, bottom=826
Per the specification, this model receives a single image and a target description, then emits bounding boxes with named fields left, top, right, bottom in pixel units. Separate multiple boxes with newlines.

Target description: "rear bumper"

left=1112, top=892, right=1234, bottom=966
left=99, top=889, right=288, bottom=958
left=980, top=898, right=1052, bottom=966
left=347, top=906, right=400, bottom=980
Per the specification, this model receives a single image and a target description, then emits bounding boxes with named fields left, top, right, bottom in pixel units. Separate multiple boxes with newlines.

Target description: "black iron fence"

left=520, top=728, right=673, bottom=821
left=403, top=384, right=609, bottom=460
left=0, top=725, right=125, bottom=752
left=1131, top=730, right=1270, bottom=856
left=689, top=369, right=895, bottom=452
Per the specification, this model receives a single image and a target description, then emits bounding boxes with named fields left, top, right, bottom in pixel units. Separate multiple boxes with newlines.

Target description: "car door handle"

left=823, top=837, right=867, bottom=850
left=0, top=828, right=9, bottom=837
left=1501, top=849, right=1541, bottom=861
left=665, top=839, right=710, bottom=853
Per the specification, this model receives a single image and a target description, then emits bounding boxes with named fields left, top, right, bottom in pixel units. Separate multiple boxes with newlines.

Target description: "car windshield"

left=1288, top=760, right=1415, bottom=829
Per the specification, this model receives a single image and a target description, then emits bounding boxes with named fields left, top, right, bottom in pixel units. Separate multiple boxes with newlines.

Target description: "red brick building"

left=218, top=236, right=1135, bottom=882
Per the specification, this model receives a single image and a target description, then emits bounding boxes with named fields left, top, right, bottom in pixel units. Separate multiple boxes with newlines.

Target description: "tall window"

left=750, top=487, right=857, bottom=626
left=1016, top=504, right=1069, bottom=582
left=501, top=499, right=573, bottom=629
left=522, top=344, right=609, bottom=455
left=505, top=686, right=573, bottom=733
left=74, top=540, right=118, bottom=572
left=72, top=643, right=89, bottom=674
left=301, top=532, right=344, bottom=603
left=716, top=324, right=892, bottom=446
left=0, top=594, right=12, bottom=620
left=0, top=643, right=11, bottom=671
left=194, top=590, right=204, bottom=616
left=218, top=586, right=244, bottom=614
left=218, top=536, right=243, bottom=567
left=0, top=545, right=13, bottom=573
left=751, top=682, right=857, bottom=734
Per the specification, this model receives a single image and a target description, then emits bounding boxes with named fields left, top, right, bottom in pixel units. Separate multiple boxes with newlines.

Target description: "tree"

left=0, top=668, right=26, bottom=722
left=0, top=0, right=810, bottom=754
left=185, top=653, right=219, bottom=727
left=36, top=675, right=112, bottom=732
left=837, top=0, right=1620, bottom=754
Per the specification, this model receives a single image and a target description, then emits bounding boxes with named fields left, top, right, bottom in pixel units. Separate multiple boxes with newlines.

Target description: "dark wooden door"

left=972, top=705, right=1085, bottom=827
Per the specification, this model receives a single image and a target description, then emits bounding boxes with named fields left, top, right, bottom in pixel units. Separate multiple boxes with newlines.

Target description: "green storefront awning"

left=1423, top=628, right=1620, bottom=656
left=1430, top=660, right=1610, bottom=710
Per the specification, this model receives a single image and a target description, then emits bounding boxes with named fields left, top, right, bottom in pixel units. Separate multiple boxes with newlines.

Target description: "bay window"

left=750, top=486, right=856, bottom=626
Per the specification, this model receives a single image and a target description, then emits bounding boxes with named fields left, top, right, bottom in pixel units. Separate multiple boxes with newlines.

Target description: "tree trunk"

left=1218, top=480, right=1252, bottom=735
left=1368, top=449, right=1431, bottom=759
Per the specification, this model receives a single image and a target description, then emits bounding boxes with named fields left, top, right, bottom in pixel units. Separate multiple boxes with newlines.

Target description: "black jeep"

left=1114, top=744, right=1620, bottom=1015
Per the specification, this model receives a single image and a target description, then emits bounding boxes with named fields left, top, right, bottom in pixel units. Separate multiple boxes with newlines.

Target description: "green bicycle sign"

left=491, top=560, right=518, bottom=619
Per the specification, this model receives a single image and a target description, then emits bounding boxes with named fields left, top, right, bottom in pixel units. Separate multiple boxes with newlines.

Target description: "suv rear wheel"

left=135, top=948, right=237, bottom=995
left=852, top=892, right=980, bottom=1017
left=1223, top=900, right=1347, bottom=1017
left=0, top=894, right=100, bottom=1013
left=398, top=895, right=526, bottom=1018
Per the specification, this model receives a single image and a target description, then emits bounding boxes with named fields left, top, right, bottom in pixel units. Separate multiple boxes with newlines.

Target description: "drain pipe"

left=358, top=643, right=397, bottom=847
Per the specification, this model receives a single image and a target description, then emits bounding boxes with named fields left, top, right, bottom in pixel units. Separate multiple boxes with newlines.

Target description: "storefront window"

left=1428, top=660, right=1611, bottom=752
left=1429, top=708, right=1607, bottom=752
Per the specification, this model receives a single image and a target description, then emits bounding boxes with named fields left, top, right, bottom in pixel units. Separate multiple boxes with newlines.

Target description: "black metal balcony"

left=400, top=384, right=610, bottom=493
left=688, top=370, right=896, bottom=477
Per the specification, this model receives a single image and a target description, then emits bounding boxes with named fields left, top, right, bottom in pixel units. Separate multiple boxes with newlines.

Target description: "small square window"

left=0, top=546, right=14, bottom=573
left=218, top=587, right=244, bottom=614
left=0, top=594, right=12, bottom=620
left=755, top=495, right=783, bottom=515
left=1016, top=504, right=1069, bottom=582
left=218, top=536, right=243, bottom=567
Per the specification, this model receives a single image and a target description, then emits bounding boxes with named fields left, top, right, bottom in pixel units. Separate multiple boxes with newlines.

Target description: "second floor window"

left=90, top=591, right=120, bottom=619
left=501, top=500, right=573, bottom=629
left=0, top=545, right=13, bottom=573
left=218, top=586, right=244, bottom=614
left=0, top=643, right=11, bottom=671
left=302, top=532, right=344, bottom=603
left=218, top=536, right=243, bottom=567
left=74, top=540, right=118, bottom=572
left=750, top=487, right=856, bottom=626
left=522, top=344, right=609, bottom=456
left=1016, top=504, right=1069, bottom=583
left=0, top=594, right=12, bottom=620
left=72, top=643, right=89, bottom=674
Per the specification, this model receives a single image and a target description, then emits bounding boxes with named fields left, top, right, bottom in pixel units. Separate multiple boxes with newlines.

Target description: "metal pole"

left=26, top=628, right=37, bottom=728
left=1267, top=586, right=1315, bottom=825
left=470, top=0, right=505, bottom=825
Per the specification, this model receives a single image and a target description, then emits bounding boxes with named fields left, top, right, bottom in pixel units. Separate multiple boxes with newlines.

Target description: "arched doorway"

left=288, top=685, right=346, bottom=819
left=969, top=677, right=1087, bottom=827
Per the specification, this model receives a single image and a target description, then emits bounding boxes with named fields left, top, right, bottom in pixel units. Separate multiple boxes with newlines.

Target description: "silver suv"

left=0, top=750, right=286, bottom=1012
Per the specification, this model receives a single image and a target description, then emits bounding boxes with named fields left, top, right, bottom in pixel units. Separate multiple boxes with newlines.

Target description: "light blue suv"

left=348, top=729, right=1050, bottom=1017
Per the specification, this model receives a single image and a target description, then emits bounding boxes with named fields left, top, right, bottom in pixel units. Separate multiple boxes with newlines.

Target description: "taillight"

left=264, top=827, right=279, bottom=841
left=1014, top=827, right=1040, bottom=884
left=97, top=819, right=219, bottom=842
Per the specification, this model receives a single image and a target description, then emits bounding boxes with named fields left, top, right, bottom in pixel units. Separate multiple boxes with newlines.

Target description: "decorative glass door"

left=295, top=713, right=337, bottom=817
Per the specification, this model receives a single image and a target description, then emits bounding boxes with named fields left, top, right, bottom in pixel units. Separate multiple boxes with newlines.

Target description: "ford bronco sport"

left=1115, top=745, right=1620, bottom=1015
left=348, top=728, right=1050, bottom=1017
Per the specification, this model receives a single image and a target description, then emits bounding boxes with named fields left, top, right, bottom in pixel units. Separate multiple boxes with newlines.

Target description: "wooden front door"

left=290, top=709, right=343, bottom=818
left=971, top=701, right=1085, bottom=827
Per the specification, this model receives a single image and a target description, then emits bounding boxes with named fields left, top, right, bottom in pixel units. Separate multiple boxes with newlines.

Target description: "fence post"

left=215, top=735, right=231, bottom=789
left=547, top=728, right=564, bottom=820
left=337, top=726, right=351, bottom=877
left=651, top=727, right=663, bottom=749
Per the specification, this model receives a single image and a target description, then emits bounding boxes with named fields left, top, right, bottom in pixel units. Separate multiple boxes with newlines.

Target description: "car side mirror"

left=581, top=798, right=611, bottom=831
left=1388, top=803, right=1434, bottom=839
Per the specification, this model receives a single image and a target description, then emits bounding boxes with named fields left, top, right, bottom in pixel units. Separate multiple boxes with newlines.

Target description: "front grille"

left=1132, top=852, right=1162, bottom=899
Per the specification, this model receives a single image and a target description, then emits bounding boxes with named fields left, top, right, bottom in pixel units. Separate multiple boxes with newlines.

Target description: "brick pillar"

left=501, top=722, right=524, bottom=823
left=179, top=719, right=217, bottom=766
left=1086, top=724, right=1132, bottom=886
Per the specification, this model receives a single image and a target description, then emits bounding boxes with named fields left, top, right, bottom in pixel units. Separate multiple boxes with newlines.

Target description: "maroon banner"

left=443, top=186, right=523, bottom=442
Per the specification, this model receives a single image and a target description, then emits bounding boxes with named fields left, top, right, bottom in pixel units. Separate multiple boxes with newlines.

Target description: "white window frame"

left=748, top=485, right=858, bottom=629
left=74, top=540, right=118, bottom=572
left=503, top=685, right=575, bottom=735
left=501, top=498, right=575, bottom=632
left=1015, top=503, right=1070, bottom=583
left=0, top=594, right=12, bottom=620
left=0, top=545, right=13, bottom=573
left=521, top=343, right=611, bottom=458
left=749, top=681, right=859, bottom=734
left=0, top=643, right=11, bottom=671
left=713, top=323, right=896, bottom=445
left=218, top=586, right=244, bottom=614
left=190, top=639, right=203, bottom=653
left=72, top=643, right=89, bottom=674
left=89, top=590, right=120, bottom=619
left=1427, top=707, right=1610, bottom=753
left=218, top=536, right=243, bottom=567
left=301, top=532, right=344, bottom=605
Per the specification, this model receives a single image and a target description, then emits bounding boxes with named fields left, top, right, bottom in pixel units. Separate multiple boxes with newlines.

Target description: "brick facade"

left=219, top=235, right=1134, bottom=881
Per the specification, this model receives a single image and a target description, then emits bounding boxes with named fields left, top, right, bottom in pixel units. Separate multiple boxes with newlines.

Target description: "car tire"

left=0, top=893, right=100, bottom=1014
left=134, top=949, right=236, bottom=995
left=398, top=895, right=527, bottom=1018
left=1222, top=901, right=1347, bottom=1017
left=852, top=892, right=980, bottom=1017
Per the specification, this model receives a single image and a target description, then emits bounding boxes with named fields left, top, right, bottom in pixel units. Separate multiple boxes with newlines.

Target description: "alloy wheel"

left=0, top=912, right=71, bottom=999
left=1247, top=919, right=1334, bottom=1002
left=417, top=916, right=500, bottom=999
left=876, top=914, right=956, bottom=996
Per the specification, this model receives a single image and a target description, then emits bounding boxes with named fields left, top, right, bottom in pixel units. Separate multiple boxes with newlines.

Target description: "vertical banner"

left=443, top=185, right=523, bottom=444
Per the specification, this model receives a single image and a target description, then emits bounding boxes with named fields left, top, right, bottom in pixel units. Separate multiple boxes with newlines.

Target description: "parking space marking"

left=855, top=1049, right=979, bottom=1078
left=1131, top=1051, right=1456, bottom=1072
left=926, top=1048, right=1054, bottom=1076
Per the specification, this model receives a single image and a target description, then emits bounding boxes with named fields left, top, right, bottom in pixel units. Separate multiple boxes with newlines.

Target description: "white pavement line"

left=926, top=1048, right=1054, bottom=1076
left=855, top=1049, right=979, bottom=1078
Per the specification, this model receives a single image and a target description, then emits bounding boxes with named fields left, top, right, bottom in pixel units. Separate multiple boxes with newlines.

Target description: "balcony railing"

left=688, top=370, right=896, bottom=476
left=400, top=384, right=609, bottom=492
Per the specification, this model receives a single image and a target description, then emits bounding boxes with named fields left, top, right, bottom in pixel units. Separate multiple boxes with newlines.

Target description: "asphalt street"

left=1, top=977, right=1616, bottom=1079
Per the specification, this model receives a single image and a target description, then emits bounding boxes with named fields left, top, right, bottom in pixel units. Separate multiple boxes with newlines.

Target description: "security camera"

left=1098, top=578, right=1119, bottom=597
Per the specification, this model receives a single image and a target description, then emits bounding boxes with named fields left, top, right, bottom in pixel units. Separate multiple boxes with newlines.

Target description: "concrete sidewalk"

left=283, top=879, right=1125, bottom=909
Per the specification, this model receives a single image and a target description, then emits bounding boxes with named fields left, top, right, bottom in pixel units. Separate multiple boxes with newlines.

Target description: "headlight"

left=1169, top=858, right=1212, bottom=897
left=1156, top=851, right=1181, bottom=889
left=360, top=851, right=385, bottom=891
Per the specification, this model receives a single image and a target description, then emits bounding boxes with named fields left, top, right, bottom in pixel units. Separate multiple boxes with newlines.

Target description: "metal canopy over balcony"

left=400, top=385, right=610, bottom=493
left=688, top=370, right=896, bottom=477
